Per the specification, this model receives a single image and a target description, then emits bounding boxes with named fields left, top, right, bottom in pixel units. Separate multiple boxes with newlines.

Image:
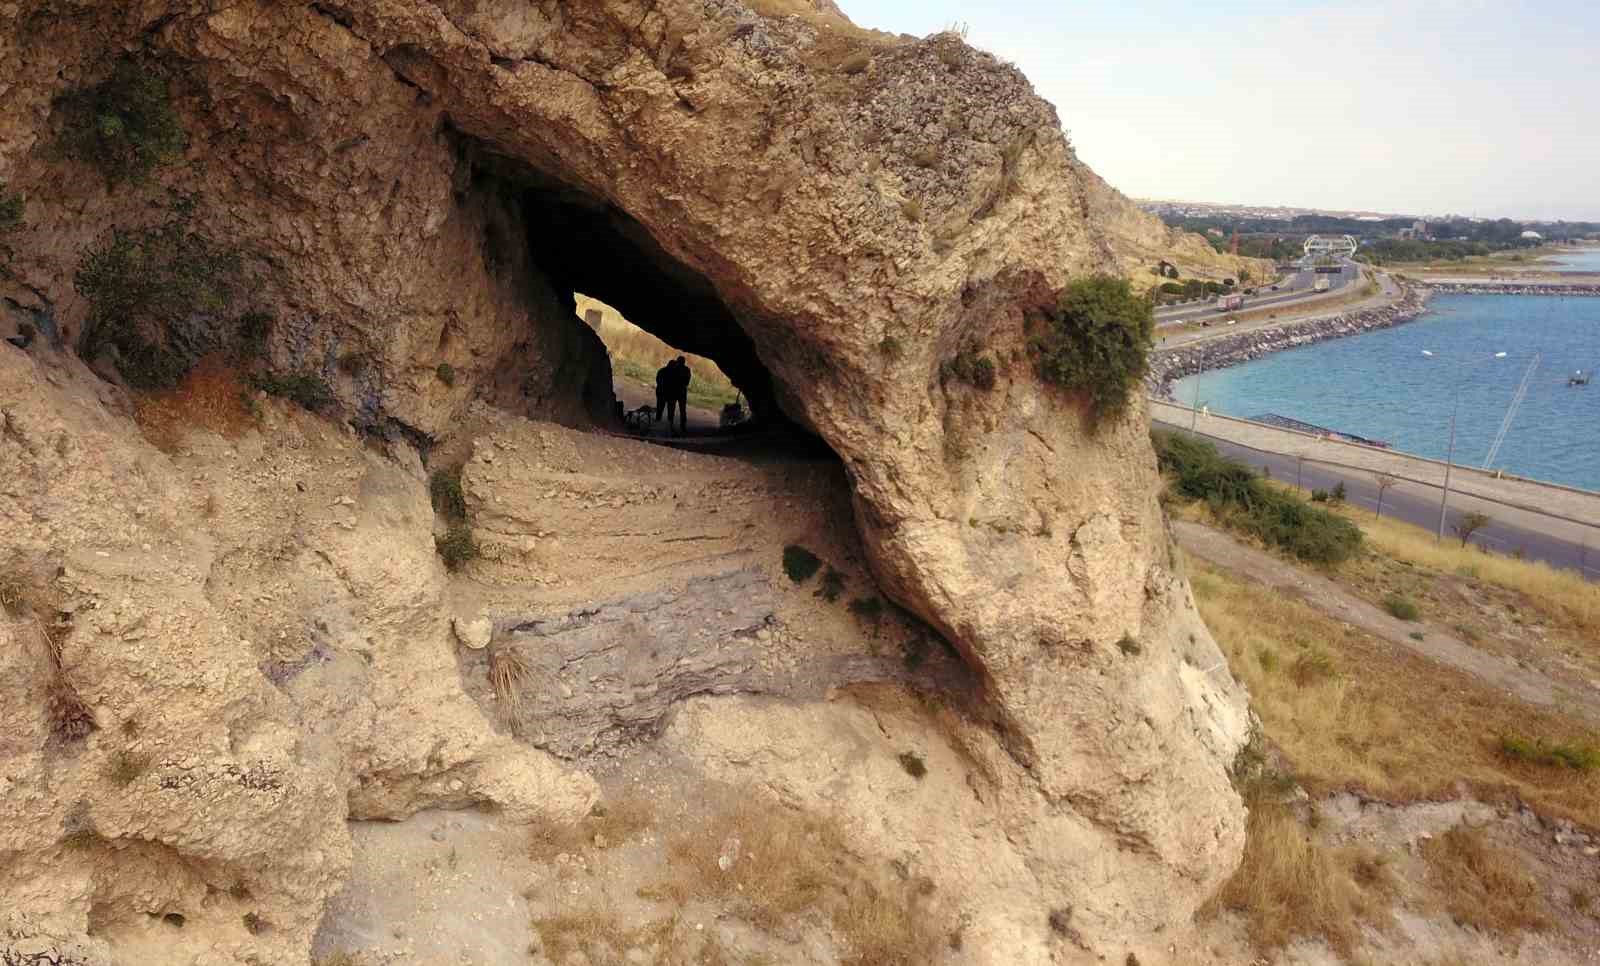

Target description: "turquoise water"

left=1172, top=294, right=1600, bottom=491
left=1551, top=247, right=1600, bottom=272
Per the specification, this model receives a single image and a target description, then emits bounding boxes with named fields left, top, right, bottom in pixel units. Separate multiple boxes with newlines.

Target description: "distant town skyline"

left=848, top=0, right=1600, bottom=222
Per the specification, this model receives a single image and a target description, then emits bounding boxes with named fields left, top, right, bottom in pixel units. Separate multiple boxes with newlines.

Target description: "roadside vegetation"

left=582, top=295, right=740, bottom=411
left=1153, top=431, right=1362, bottom=564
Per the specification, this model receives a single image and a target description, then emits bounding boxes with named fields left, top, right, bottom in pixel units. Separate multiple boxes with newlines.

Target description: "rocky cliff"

left=1, top=2, right=1257, bottom=963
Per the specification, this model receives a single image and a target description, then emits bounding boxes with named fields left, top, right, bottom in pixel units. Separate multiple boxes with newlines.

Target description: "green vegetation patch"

left=436, top=524, right=479, bottom=572
left=1153, top=431, right=1363, bottom=565
left=75, top=210, right=245, bottom=389
left=429, top=468, right=468, bottom=521
left=1381, top=594, right=1420, bottom=621
left=782, top=544, right=822, bottom=584
left=1498, top=736, right=1599, bottom=772
left=247, top=371, right=334, bottom=412
left=53, top=56, right=187, bottom=187
left=1030, top=275, right=1154, bottom=427
left=941, top=347, right=997, bottom=390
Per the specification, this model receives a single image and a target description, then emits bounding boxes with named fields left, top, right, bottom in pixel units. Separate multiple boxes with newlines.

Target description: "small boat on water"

left=1569, top=370, right=1590, bottom=386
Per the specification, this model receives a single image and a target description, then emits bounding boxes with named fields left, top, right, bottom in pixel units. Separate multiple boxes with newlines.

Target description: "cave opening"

left=466, top=143, right=784, bottom=443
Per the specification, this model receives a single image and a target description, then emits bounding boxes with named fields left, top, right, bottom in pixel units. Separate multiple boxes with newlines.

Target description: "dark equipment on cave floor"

left=720, top=393, right=748, bottom=429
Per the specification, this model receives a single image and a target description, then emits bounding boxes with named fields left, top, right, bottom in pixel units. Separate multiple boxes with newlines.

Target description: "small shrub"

left=429, top=468, right=467, bottom=521
left=436, top=362, right=456, bottom=387
left=1257, top=647, right=1279, bottom=674
left=839, top=50, right=871, bottom=74
left=436, top=524, right=478, bottom=571
left=899, top=198, right=923, bottom=222
left=1116, top=633, right=1142, bottom=657
left=910, top=146, right=939, bottom=168
left=1310, top=489, right=1329, bottom=503
left=53, top=56, right=187, bottom=186
left=0, top=182, right=21, bottom=233
left=1289, top=649, right=1337, bottom=686
left=1381, top=594, right=1420, bottom=621
left=1031, top=276, right=1154, bottom=427
left=1047, top=907, right=1072, bottom=935
left=848, top=595, right=885, bottom=629
left=106, top=749, right=150, bottom=786
left=234, top=311, right=272, bottom=360
left=1498, top=735, right=1599, bottom=771
left=878, top=335, right=903, bottom=360
left=487, top=643, right=532, bottom=713
left=75, top=215, right=244, bottom=389
left=46, top=679, right=96, bottom=743
left=247, top=371, right=333, bottom=411
left=1330, top=481, right=1347, bottom=504
left=941, top=348, right=997, bottom=391
left=782, top=544, right=822, bottom=584
left=816, top=566, right=846, bottom=603
left=1409, top=630, right=1425, bottom=641
left=897, top=751, right=927, bottom=779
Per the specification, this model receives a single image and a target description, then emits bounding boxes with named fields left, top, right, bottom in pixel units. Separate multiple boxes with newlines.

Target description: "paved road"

left=1155, top=420, right=1600, bottom=581
left=1155, top=260, right=1360, bottom=326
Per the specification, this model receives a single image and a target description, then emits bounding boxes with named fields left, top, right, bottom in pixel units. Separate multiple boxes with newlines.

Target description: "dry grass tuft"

left=487, top=643, right=533, bottom=714
left=1421, top=826, right=1548, bottom=934
left=1201, top=779, right=1392, bottom=955
left=1191, top=561, right=1600, bottom=827
left=106, top=748, right=151, bottom=786
left=528, top=796, right=655, bottom=863
left=134, top=356, right=256, bottom=454
left=46, top=678, right=96, bottom=742
left=643, top=796, right=943, bottom=965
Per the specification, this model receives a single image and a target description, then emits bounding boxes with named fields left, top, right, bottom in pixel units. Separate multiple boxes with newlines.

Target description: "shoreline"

left=1146, top=282, right=1430, bottom=400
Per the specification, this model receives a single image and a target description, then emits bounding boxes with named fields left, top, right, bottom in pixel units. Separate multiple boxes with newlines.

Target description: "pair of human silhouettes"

left=654, top=356, right=692, bottom=434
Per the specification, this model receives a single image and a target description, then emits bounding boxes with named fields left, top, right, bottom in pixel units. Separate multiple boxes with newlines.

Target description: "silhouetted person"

left=665, top=356, right=691, bottom=435
left=654, top=361, right=673, bottom=424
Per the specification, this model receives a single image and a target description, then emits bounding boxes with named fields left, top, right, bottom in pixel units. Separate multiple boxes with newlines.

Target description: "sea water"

left=1171, top=294, right=1600, bottom=491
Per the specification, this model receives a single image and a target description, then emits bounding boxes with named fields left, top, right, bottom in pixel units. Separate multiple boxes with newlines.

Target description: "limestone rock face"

left=0, top=0, right=1257, bottom=960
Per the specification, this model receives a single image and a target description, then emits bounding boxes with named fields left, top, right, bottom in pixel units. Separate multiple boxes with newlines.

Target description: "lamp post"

left=1422, top=349, right=1506, bottom=541
left=1190, top=371, right=1205, bottom=432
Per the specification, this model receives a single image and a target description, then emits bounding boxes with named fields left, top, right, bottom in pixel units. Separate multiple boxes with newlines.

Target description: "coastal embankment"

left=1420, top=281, right=1600, bottom=297
left=1147, top=283, right=1429, bottom=398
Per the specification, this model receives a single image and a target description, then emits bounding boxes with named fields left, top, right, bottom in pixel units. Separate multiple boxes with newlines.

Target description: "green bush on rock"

left=1030, top=275, right=1154, bottom=427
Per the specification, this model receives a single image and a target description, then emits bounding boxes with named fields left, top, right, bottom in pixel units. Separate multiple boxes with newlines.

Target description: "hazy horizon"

left=847, top=0, right=1600, bottom=223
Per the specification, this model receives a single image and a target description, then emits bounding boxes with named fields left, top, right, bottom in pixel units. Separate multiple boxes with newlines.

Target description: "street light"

left=1421, top=349, right=1506, bottom=541
left=1190, top=371, right=1205, bottom=432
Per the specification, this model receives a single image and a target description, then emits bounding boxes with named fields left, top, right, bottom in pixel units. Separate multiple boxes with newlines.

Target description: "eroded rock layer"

left=1, top=2, right=1257, bottom=962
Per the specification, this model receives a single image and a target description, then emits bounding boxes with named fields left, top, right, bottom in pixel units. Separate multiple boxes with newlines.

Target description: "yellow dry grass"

left=645, top=796, right=942, bottom=965
left=1347, top=507, right=1600, bottom=638
left=1201, top=780, right=1392, bottom=956
left=1420, top=826, right=1549, bottom=934
left=1190, top=561, right=1600, bottom=827
left=527, top=796, right=654, bottom=863
left=134, top=356, right=256, bottom=453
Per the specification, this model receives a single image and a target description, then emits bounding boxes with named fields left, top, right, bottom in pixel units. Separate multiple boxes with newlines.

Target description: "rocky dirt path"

left=1174, top=521, right=1600, bottom=727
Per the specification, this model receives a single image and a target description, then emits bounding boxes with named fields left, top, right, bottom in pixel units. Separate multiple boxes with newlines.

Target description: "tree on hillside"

left=1452, top=510, right=1492, bottom=548
left=1372, top=473, right=1399, bottom=519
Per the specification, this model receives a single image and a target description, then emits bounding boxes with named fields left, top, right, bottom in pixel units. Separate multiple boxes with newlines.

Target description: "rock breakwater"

left=1421, top=282, right=1600, bottom=297
left=1148, top=284, right=1429, bottom=398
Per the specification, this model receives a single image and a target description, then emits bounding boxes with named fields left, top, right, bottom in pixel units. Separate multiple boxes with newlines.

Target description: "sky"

left=843, top=0, right=1600, bottom=221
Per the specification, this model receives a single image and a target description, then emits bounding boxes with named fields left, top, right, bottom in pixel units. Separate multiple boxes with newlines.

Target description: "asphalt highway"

left=1155, top=260, right=1359, bottom=326
left=1154, top=421, right=1600, bottom=581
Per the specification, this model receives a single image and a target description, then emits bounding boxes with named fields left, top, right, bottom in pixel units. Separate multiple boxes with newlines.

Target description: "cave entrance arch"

left=468, top=144, right=781, bottom=432
left=577, top=294, right=748, bottom=434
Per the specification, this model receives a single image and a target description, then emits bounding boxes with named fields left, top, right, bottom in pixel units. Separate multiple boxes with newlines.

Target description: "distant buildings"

left=1521, top=230, right=1543, bottom=240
